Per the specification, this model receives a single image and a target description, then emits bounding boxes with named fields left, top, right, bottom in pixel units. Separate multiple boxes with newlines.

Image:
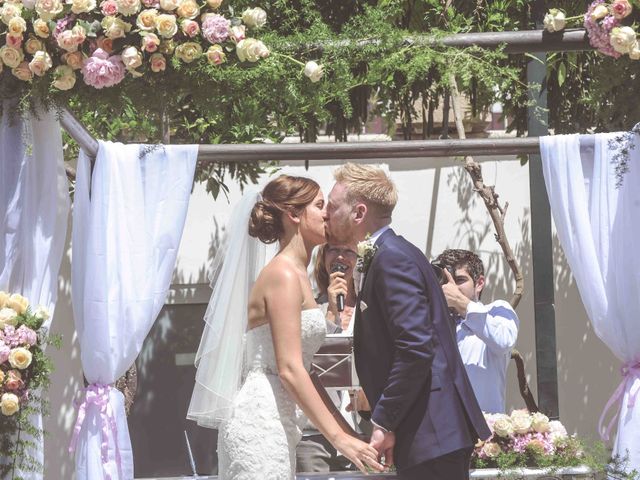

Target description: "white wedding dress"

left=217, top=308, right=327, bottom=479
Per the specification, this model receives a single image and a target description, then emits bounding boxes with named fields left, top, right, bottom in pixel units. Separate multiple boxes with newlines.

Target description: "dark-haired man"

left=434, top=249, right=519, bottom=414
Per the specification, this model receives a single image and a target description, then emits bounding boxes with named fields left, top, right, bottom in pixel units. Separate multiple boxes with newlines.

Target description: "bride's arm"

left=265, top=268, right=383, bottom=473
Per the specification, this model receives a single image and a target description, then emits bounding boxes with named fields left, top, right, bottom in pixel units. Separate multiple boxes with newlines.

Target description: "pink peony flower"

left=81, top=48, right=126, bottom=88
left=584, top=0, right=622, bottom=58
left=16, top=325, right=37, bottom=346
left=0, top=341, right=9, bottom=363
left=2, top=326, right=19, bottom=348
left=201, top=13, right=229, bottom=44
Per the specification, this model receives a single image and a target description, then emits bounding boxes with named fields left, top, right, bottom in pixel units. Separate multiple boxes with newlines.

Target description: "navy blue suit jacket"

left=354, top=229, right=491, bottom=470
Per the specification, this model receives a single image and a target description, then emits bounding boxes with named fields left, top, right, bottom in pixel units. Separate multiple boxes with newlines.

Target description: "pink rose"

left=81, top=48, right=126, bottom=88
left=5, top=370, right=24, bottom=391
left=96, top=36, right=114, bottom=53
left=181, top=19, right=199, bottom=37
left=100, top=0, right=118, bottom=15
left=57, top=30, right=78, bottom=52
left=6, top=34, right=23, bottom=48
left=141, top=32, right=160, bottom=52
left=149, top=52, right=165, bottom=72
left=612, top=0, right=633, bottom=19
left=63, top=51, right=84, bottom=69
left=141, top=0, right=159, bottom=7
left=229, top=24, right=245, bottom=43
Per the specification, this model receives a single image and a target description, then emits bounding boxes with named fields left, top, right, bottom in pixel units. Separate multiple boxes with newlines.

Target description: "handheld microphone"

left=330, top=262, right=348, bottom=312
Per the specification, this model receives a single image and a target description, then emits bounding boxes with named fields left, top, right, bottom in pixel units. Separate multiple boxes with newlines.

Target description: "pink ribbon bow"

left=69, top=384, right=123, bottom=480
left=598, top=359, right=640, bottom=442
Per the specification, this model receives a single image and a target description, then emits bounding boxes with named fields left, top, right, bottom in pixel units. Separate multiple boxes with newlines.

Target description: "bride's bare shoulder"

left=258, top=256, right=299, bottom=287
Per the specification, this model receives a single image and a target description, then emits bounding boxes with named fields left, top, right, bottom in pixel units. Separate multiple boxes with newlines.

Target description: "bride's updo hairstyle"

left=249, top=175, right=321, bottom=244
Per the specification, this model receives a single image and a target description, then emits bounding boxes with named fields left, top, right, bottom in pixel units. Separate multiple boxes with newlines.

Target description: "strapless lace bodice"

left=217, top=308, right=328, bottom=480
left=244, top=308, right=327, bottom=376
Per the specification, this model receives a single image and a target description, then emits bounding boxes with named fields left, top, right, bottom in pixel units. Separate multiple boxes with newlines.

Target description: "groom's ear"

left=354, top=203, right=367, bottom=223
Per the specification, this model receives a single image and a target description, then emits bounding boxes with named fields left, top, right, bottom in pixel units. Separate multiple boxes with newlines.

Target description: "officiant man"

left=434, top=249, right=519, bottom=414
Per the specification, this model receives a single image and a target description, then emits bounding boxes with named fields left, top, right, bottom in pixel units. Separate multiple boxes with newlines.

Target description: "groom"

left=325, top=163, right=490, bottom=480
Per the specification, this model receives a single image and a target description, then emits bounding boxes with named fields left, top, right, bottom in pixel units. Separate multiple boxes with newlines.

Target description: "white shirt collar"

left=368, top=225, right=391, bottom=245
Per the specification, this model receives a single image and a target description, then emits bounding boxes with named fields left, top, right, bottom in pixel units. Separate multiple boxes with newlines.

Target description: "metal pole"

left=528, top=1, right=560, bottom=419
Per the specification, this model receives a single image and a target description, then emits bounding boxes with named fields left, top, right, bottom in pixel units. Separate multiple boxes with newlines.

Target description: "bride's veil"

left=187, top=187, right=273, bottom=428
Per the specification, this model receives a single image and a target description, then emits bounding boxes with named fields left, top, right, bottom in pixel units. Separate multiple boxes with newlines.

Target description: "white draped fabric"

left=71, top=141, right=197, bottom=479
left=540, top=133, right=640, bottom=474
left=0, top=101, right=70, bottom=478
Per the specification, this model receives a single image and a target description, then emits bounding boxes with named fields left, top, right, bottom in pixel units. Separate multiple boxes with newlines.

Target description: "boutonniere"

left=356, top=236, right=377, bottom=274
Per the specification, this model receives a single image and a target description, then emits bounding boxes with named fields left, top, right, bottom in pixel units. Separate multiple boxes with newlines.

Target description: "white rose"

left=543, top=9, right=566, bottom=33
left=71, top=0, right=96, bottom=14
left=136, top=8, right=157, bottom=30
left=303, top=60, right=323, bottom=82
left=33, top=18, right=50, bottom=37
left=0, top=307, right=18, bottom=329
left=28, top=50, right=52, bottom=76
left=24, top=37, right=44, bottom=54
left=531, top=412, right=550, bottom=433
left=34, top=0, right=63, bottom=20
left=1, top=3, right=22, bottom=25
left=8, top=16, right=26, bottom=34
left=0, top=45, right=24, bottom=68
left=155, top=13, right=177, bottom=38
left=590, top=4, right=609, bottom=21
left=116, top=0, right=141, bottom=16
left=492, top=414, right=514, bottom=437
left=511, top=410, right=533, bottom=434
left=610, top=26, right=637, bottom=54
left=56, top=30, right=78, bottom=52
left=121, top=46, right=142, bottom=68
left=548, top=420, right=568, bottom=442
left=241, top=7, right=266, bottom=29
left=9, top=347, right=32, bottom=369
left=33, top=305, right=50, bottom=321
left=0, top=393, right=20, bottom=416
left=481, top=442, right=502, bottom=458
left=158, top=0, right=177, bottom=10
left=229, top=24, right=245, bottom=43
left=52, top=64, right=76, bottom=90
left=629, top=41, right=640, bottom=60
left=236, top=38, right=268, bottom=62
left=101, top=16, right=131, bottom=39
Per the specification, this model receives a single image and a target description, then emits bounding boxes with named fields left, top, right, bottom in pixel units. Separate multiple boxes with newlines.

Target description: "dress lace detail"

left=217, top=309, right=327, bottom=479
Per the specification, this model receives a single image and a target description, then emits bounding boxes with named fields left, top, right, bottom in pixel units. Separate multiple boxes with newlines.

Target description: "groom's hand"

left=369, top=426, right=395, bottom=468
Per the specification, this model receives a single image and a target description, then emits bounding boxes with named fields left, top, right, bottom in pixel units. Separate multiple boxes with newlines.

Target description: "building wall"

left=44, top=157, right=619, bottom=478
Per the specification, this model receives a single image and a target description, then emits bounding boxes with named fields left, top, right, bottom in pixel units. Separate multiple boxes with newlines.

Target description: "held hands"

left=370, top=426, right=396, bottom=470
left=441, top=268, right=470, bottom=317
left=327, top=271, right=348, bottom=315
left=334, top=432, right=384, bottom=474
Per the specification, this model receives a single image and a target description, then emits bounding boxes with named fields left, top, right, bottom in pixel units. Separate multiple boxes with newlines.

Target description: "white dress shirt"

left=456, top=299, right=519, bottom=414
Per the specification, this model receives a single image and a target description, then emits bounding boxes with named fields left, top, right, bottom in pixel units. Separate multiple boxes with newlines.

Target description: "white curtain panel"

left=0, top=101, right=70, bottom=479
left=540, top=133, right=640, bottom=474
left=71, top=141, right=197, bottom=479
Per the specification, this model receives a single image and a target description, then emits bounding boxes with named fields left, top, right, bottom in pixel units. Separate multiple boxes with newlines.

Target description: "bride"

left=188, top=175, right=383, bottom=479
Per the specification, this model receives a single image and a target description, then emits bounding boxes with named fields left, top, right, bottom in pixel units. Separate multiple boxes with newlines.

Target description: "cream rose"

left=0, top=370, right=4, bottom=385
left=492, top=414, right=514, bottom=437
left=35, top=0, right=63, bottom=20
left=531, top=412, right=550, bottom=433
left=303, top=60, right=323, bottom=82
left=610, top=26, right=637, bottom=54
left=155, top=13, right=177, bottom=38
left=175, top=41, right=201, bottom=62
left=629, top=41, right=640, bottom=60
left=590, top=4, right=609, bottom=22
left=206, top=0, right=221, bottom=8
left=101, top=16, right=131, bottom=39
left=9, top=347, right=33, bottom=369
left=0, top=291, right=8, bottom=308
left=1, top=393, right=20, bottom=416
left=24, top=37, right=44, bottom=55
left=241, top=7, right=266, bottom=29
left=206, top=44, right=225, bottom=65
left=62, top=51, right=84, bottom=69
left=6, top=293, right=28, bottom=315
left=52, top=64, right=76, bottom=90
left=180, top=19, right=198, bottom=37
left=0, top=307, right=18, bottom=328
left=0, top=46, right=24, bottom=68
left=71, top=0, right=96, bottom=14
left=141, top=32, right=160, bottom=52
left=481, top=442, right=502, bottom=458
left=176, top=0, right=198, bottom=19
left=121, top=46, right=142, bottom=68
left=136, top=8, right=157, bottom=30
left=158, top=39, right=174, bottom=54
left=236, top=37, right=268, bottom=62
left=1, top=2, right=22, bottom=25
left=56, top=30, right=78, bottom=52
left=158, top=0, right=177, bottom=10
left=33, top=18, right=50, bottom=37
left=8, top=16, right=26, bottom=35
left=28, top=50, right=52, bottom=76
left=116, top=0, right=141, bottom=16
left=511, top=410, right=533, bottom=434
left=149, top=52, right=165, bottom=71
left=543, top=9, right=566, bottom=33
left=33, top=305, right=51, bottom=321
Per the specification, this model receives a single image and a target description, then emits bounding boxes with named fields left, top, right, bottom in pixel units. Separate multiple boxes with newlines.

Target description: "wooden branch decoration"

left=448, top=73, right=525, bottom=309
left=511, top=349, right=539, bottom=413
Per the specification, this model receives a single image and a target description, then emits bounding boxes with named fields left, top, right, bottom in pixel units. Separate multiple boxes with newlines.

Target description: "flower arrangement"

left=0, top=0, right=323, bottom=91
left=544, top=1, right=640, bottom=60
left=472, top=410, right=584, bottom=470
left=0, top=291, right=59, bottom=478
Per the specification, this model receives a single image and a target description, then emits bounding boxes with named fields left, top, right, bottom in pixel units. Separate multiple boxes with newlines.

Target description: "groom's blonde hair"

left=333, top=163, right=398, bottom=216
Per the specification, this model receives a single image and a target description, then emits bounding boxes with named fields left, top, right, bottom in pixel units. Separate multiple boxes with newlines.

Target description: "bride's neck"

left=278, top=232, right=312, bottom=269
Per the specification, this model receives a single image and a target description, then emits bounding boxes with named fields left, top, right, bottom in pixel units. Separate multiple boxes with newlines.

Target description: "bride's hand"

left=334, top=433, right=385, bottom=474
